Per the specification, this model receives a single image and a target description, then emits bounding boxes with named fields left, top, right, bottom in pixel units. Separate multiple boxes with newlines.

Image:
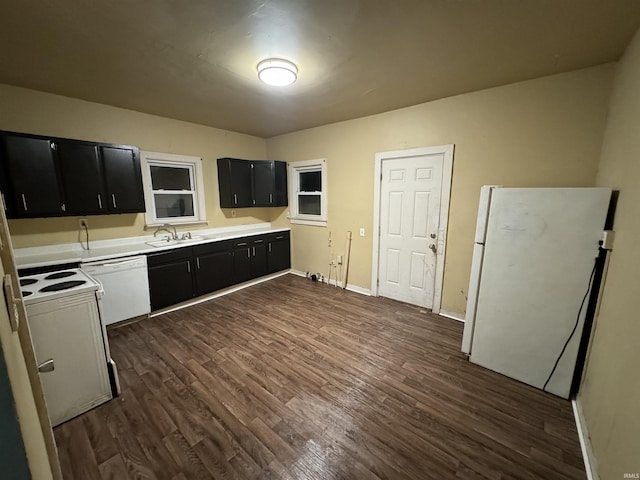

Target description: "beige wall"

left=267, top=65, right=613, bottom=313
left=0, top=84, right=271, bottom=248
left=580, top=28, right=640, bottom=480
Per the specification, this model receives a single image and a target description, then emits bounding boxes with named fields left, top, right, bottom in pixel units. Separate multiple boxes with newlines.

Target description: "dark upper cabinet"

left=252, top=161, right=275, bottom=206
left=217, top=158, right=287, bottom=208
left=0, top=133, right=65, bottom=218
left=101, top=146, right=145, bottom=213
left=57, top=141, right=106, bottom=214
left=267, top=232, right=291, bottom=273
left=0, top=130, right=145, bottom=218
left=217, top=158, right=252, bottom=207
left=274, top=161, right=288, bottom=207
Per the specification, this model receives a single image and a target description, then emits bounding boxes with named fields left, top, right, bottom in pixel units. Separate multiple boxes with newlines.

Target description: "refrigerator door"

left=461, top=242, right=485, bottom=354
left=469, top=187, right=611, bottom=398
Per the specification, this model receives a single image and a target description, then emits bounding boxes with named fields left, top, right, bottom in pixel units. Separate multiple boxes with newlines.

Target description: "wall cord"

left=82, top=222, right=90, bottom=250
left=542, top=259, right=598, bottom=392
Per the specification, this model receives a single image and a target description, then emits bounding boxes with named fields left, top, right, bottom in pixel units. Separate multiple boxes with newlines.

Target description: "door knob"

left=430, top=233, right=436, bottom=239
left=429, top=243, right=437, bottom=253
left=38, top=359, right=55, bottom=373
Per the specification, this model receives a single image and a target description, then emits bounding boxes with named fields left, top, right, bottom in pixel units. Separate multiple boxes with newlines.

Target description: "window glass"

left=150, top=165, right=191, bottom=190
left=153, top=193, right=194, bottom=218
left=298, top=195, right=321, bottom=215
left=299, top=171, right=321, bottom=192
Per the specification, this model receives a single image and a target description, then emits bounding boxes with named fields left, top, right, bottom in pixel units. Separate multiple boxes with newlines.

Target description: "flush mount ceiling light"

left=257, top=58, right=298, bottom=86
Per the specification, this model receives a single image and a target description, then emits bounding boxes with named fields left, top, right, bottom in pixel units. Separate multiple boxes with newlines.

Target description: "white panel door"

left=469, top=187, right=611, bottom=398
left=378, top=154, right=443, bottom=308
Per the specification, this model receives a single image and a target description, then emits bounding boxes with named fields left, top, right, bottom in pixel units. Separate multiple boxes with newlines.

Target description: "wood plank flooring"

left=54, top=274, right=586, bottom=480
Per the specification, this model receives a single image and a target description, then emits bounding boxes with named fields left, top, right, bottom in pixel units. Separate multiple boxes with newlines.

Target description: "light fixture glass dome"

left=257, top=58, right=298, bottom=86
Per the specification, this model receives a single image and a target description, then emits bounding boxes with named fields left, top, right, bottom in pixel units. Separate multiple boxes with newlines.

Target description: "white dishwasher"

left=82, top=255, right=151, bottom=325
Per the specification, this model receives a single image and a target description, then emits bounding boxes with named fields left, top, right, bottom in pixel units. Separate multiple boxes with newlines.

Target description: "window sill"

left=289, top=218, right=327, bottom=227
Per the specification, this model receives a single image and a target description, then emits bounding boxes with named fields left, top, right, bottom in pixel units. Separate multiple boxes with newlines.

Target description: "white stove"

left=20, top=268, right=101, bottom=305
left=19, top=268, right=119, bottom=426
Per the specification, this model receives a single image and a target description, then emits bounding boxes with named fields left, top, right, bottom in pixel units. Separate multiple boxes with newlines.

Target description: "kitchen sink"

left=145, top=235, right=204, bottom=248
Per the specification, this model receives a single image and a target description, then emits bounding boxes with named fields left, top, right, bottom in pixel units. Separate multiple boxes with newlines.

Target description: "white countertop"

left=15, top=223, right=290, bottom=270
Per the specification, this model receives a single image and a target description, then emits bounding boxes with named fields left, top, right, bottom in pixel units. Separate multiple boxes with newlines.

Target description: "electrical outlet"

left=231, top=210, right=237, bottom=217
left=359, top=227, right=365, bottom=237
left=337, top=255, right=343, bottom=264
left=78, top=218, right=88, bottom=229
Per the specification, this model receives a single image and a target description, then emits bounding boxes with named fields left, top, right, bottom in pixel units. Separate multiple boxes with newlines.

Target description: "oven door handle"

left=85, top=258, right=143, bottom=268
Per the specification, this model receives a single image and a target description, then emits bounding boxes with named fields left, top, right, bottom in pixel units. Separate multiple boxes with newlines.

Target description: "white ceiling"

left=1, top=1, right=640, bottom=138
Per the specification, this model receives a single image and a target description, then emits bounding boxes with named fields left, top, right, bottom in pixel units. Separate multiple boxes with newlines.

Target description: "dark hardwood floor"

left=54, top=274, right=586, bottom=480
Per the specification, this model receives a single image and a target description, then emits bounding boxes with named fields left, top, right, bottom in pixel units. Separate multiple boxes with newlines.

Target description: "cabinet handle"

left=21, top=194, right=27, bottom=211
left=38, top=359, right=55, bottom=373
left=269, top=244, right=272, bottom=253
left=61, top=204, right=66, bottom=212
left=269, top=193, right=273, bottom=204
left=237, top=242, right=247, bottom=247
left=247, top=249, right=250, bottom=258
left=253, top=199, right=256, bottom=205
left=187, top=262, right=191, bottom=273
left=197, top=257, right=200, bottom=269
left=254, top=239, right=263, bottom=244
left=234, top=194, right=237, bottom=205
left=276, top=235, right=284, bottom=240
left=111, top=194, right=117, bottom=208
left=252, top=246, right=255, bottom=256
left=50, top=142, right=56, bottom=151
left=97, top=194, right=102, bottom=209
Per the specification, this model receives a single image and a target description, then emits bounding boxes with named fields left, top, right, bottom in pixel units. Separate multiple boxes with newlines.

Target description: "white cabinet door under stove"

left=26, top=291, right=112, bottom=426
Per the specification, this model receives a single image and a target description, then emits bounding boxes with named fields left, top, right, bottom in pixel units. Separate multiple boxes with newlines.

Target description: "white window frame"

left=140, top=150, right=207, bottom=227
left=288, top=158, right=327, bottom=227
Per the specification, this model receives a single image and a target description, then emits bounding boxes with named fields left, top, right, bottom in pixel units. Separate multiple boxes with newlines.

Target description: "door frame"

left=371, top=145, right=454, bottom=313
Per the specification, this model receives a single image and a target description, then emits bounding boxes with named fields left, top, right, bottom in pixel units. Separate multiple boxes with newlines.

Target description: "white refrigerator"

left=461, top=186, right=612, bottom=398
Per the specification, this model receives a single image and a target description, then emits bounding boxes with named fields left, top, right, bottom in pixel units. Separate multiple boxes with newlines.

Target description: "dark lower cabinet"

left=147, top=247, right=195, bottom=311
left=194, top=241, right=234, bottom=295
left=147, top=231, right=290, bottom=312
left=233, top=237, right=268, bottom=283
left=267, top=232, right=291, bottom=273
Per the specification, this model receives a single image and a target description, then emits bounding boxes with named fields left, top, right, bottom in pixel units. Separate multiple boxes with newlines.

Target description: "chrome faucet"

left=153, top=223, right=178, bottom=240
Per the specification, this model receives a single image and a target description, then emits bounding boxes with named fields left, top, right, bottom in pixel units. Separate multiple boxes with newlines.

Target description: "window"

left=140, top=151, right=207, bottom=226
left=288, top=158, right=327, bottom=226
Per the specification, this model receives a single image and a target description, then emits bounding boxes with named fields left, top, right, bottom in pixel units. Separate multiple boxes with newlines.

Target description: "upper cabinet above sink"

left=217, top=158, right=287, bottom=208
left=0, top=130, right=145, bottom=218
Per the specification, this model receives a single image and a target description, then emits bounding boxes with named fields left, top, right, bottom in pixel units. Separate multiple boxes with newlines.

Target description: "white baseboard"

left=439, top=310, right=465, bottom=322
left=572, top=397, right=599, bottom=480
left=291, top=269, right=371, bottom=296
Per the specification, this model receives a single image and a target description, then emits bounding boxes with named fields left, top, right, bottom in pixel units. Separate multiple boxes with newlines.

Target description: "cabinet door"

left=217, top=158, right=252, bottom=208
left=148, top=259, right=194, bottom=311
left=101, top=146, right=145, bottom=213
left=57, top=141, right=106, bottom=214
left=252, top=161, right=275, bottom=206
left=233, top=242, right=252, bottom=283
left=251, top=243, right=268, bottom=278
left=1, top=134, right=64, bottom=217
left=274, top=161, right=288, bottom=207
left=195, top=250, right=234, bottom=295
left=267, top=234, right=291, bottom=273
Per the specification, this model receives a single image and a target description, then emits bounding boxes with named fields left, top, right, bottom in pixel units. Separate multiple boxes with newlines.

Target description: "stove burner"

left=39, top=280, right=86, bottom=292
left=44, top=271, right=77, bottom=280
left=20, top=278, right=38, bottom=286
left=22, top=291, right=33, bottom=297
